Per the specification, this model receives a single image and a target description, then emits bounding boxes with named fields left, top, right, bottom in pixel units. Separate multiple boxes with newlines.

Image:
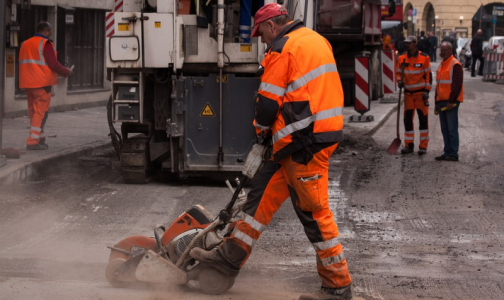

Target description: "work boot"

left=435, top=155, right=446, bottom=161
left=445, top=155, right=459, bottom=161
left=418, top=148, right=427, bottom=156
left=39, top=137, right=46, bottom=145
left=189, top=247, right=240, bottom=277
left=299, top=285, right=353, bottom=300
left=27, top=144, right=49, bottom=150
left=401, top=144, right=414, bottom=154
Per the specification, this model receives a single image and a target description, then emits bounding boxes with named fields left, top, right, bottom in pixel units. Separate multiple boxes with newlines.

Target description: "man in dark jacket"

left=395, top=32, right=406, bottom=55
left=470, top=29, right=485, bottom=77
left=441, top=32, right=457, bottom=57
left=417, top=31, right=431, bottom=55
left=428, top=31, right=438, bottom=62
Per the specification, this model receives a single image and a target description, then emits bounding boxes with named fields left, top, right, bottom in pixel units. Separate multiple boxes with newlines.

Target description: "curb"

left=364, top=101, right=399, bottom=137
left=0, top=139, right=112, bottom=185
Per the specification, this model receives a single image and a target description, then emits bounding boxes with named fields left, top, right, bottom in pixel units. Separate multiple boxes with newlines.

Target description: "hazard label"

left=200, top=103, right=215, bottom=117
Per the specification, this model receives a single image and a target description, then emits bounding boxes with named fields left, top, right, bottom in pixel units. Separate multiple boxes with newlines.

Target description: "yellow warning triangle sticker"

left=200, top=103, right=215, bottom=117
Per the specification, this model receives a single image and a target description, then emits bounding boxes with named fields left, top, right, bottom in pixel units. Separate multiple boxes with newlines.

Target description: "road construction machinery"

left=106, top=0, right=384, bottom=183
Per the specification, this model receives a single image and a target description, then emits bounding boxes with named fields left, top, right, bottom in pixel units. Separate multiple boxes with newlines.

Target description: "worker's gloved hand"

left=422, top=91, right=429, bottom=100
left=397, top=80, right=404, bottom=88
left=446, top=101, right=457, bottom=111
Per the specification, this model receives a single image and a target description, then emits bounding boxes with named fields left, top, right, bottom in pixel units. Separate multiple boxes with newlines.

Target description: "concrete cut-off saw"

left=105, top=142, right=268, bottom=294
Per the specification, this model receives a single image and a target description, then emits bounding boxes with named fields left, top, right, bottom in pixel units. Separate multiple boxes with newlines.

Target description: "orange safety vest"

left=19, top=36, right=57, bottom=89
left=254, top=20, right=344, bottom=162
left=396, top=50, right=432, bottom=93
left=436, top=55, right=464, bottom=102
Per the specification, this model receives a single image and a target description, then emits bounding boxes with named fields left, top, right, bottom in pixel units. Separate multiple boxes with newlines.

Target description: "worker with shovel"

left=191, top=3, right=356, bottom=300
left=396, top=36, right=432, bottom=155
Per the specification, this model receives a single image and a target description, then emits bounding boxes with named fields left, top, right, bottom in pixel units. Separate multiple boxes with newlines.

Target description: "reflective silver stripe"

left=233, top=228, right=254, bottom=247
left=19, top=59, right=48, bottom=66
left=29, top=134, right=40, bottom=139
left=404, top=82, right=426, bottom=89
left=437, top=59, right=456, bottom=84
left=319, top=252, right=346, bottom=267
left=241, top=212, right=266, bottom=233
left=404, top=136, right=414, bottom=140
left=396, top=68, right=402, bottom=72
left=285, top=64, right=338, bottom=94
left=405, top=130, right=414, bottom=134
left=254, top=122, right=271, bottom=130
left=259, top=82, right=286, bottom=97
left=313, top=237, right=340, bottom=251
left=239, top=25, right=251, bottom=30
left=426, top=83, right=432, bottom=87
left=420, top=136, right=429, bottom=140
left=424, top=67, right=431, bottom=72
left=240, top=33, right=250, bottom=38
left=403, top=69, right=423, bottom=74
left=419, top=129, right=429, bottom=133
left=273, top=107, right=343, bottom=143
left=30, top=126, right=42, bottom=132
left=20, top=39, right=47, bottom=66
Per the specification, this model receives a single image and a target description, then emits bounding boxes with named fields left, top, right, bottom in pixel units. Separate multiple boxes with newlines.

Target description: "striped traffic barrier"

left=483, top=51, right=504, bottom=81
left=381, top=50, right=395, bottom=94
left=350, top=56, right=374, bottom=122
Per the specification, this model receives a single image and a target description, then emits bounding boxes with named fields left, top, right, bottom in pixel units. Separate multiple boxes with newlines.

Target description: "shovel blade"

left=387, top=138, right=401, bottom=155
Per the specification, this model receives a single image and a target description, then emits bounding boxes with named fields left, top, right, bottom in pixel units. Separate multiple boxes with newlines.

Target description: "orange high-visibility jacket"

left=19, top=36, right=57, bottom=89
left=254, top=20, right=344, bottom=162
left=436, top=55, right=464, bottom=102
left=396, top=50, right=432, bottom=93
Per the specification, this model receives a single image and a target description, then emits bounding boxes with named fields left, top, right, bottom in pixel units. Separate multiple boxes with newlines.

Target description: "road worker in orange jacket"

left=396, top=35, right=432, bottom=155
left=19, top=21, right=72, bottom=150
left=434, top=41, right=464, bottom=161
left=190, top=4, right=354, bottom=300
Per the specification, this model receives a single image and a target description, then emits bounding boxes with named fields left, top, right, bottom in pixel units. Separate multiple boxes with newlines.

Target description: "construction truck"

left=106, top=0, right=384, bottom=184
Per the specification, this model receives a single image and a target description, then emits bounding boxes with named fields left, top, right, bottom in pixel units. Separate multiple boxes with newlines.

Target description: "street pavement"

left=0, top=106, right=111, bottom=184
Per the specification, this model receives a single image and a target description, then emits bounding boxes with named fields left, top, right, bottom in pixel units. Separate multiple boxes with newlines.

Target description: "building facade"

left=3, top=0, right=114, bottom=116
left=403, top=0, right=504, bottom=41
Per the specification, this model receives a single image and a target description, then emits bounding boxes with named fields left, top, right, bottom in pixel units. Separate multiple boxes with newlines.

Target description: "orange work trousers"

left=403, top=92, right=429, bottom=149
left=219, top=144, right=352, bottom=289
left=26, top=88, right=51, bottom=146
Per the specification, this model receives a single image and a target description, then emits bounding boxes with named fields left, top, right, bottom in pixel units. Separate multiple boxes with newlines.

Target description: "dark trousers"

left=429, top=48, right=436, bottom=62
left=471, top=55, right=484, bottom=76
left=438, top=101, right=460, bottom=158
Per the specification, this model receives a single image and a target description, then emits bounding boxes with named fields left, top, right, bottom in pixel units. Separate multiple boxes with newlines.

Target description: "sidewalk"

left=0, top=97, right=401, bottom=184
left=0, top=106, right=111, bottom=184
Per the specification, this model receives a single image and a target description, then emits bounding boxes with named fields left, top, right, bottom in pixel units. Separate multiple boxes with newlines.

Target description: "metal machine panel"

left=106, top=12, right=175, bottom=68
left=182, top=74, right=259, bottom=171
left=109, top=36, right=141, bottom=62
left=144, top=13, right=174, bottom=67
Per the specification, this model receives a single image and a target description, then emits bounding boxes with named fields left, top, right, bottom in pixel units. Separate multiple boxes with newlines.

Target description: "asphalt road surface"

left=0, top=73, right=503, bottom=300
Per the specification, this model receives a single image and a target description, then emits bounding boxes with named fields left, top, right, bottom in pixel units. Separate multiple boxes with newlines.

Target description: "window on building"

left=67, top=9, right=105, bottom=91
left=15, top=6, right=48, bottom=95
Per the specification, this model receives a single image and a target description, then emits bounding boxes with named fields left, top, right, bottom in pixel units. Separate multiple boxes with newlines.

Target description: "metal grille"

left=68, top=9, right=105, bottom=91
left=167, top=231, right=203, bottom=262
left=184, top=25, right=198, bottom=56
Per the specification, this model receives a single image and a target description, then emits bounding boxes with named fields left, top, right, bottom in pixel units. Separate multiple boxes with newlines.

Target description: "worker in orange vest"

left=382, top=34, right=394, bottom=51
left=19, top=21, right=73, bottom=150
left=190, top=4, right=355, bottom=300
left=434, top=41, right=463, bottom=161
left=396, top=35, right=432, bottom=155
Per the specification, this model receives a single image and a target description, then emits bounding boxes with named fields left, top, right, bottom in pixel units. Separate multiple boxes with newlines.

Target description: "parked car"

left=456, top=38, right=471, bottom=59
left=484, top=36, right=504, bottom=51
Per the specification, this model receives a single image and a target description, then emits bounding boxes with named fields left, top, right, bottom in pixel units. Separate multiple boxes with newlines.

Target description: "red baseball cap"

left=251, top=3, right=288, bottom=38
